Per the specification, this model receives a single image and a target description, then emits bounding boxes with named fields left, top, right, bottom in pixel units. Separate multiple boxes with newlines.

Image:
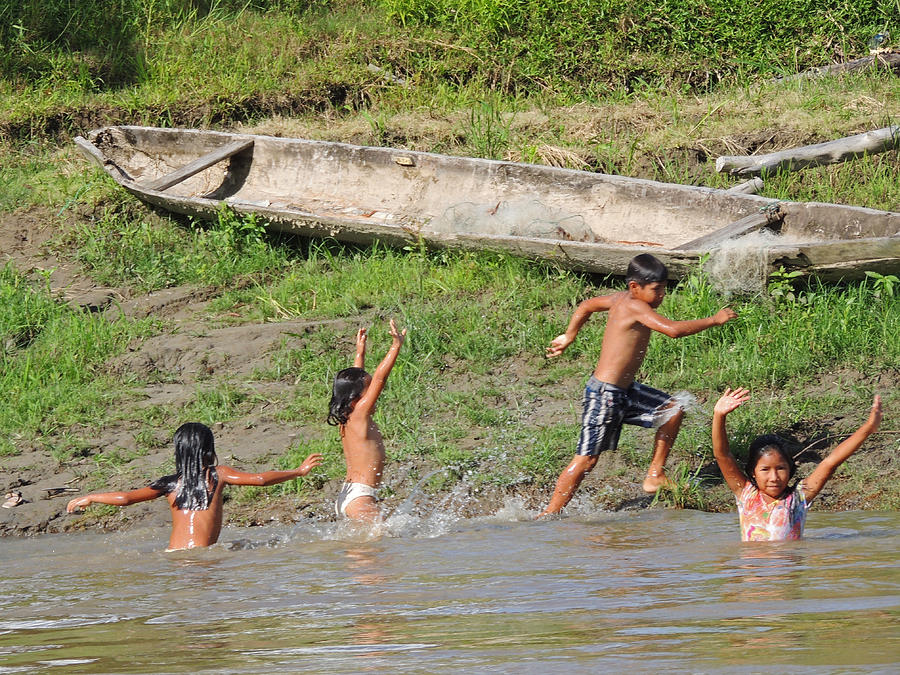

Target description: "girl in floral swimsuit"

left=712, top=387, right=882, bottom=542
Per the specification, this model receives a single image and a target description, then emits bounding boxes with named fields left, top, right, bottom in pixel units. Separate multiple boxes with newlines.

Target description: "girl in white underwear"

left=328, top=319, right=406, bottom=521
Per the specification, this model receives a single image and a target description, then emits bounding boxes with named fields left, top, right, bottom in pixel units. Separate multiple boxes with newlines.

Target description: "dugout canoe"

left=74, top=125, right=900, bottom=283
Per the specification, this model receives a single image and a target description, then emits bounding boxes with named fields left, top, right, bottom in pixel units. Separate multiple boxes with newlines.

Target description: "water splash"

left=647, top=390, right=697, bottom=427
left=484, top=497, right=535, bottom=522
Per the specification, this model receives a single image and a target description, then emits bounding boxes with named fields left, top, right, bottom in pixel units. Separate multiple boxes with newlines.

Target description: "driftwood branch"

left=674, top=205, right=783, bottom=251
left=772, top=51, right=900, bottom=83
left=725, top=177, right=764, bottom=194
left=716, top=125, right=900, bottom=177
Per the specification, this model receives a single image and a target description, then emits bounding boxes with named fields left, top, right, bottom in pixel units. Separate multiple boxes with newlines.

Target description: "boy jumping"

left=539, top=254, right=736, bottom=516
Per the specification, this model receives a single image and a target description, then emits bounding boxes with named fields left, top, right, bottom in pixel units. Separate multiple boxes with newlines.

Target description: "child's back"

left=329, top=319, right=406, bottom=521
left=341, top=403, right=387, bottom=488
left=68, top=422, right=322, bottom=550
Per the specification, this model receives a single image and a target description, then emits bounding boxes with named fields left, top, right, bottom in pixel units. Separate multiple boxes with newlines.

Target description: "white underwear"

left=335, top=481, right=378, bottom=517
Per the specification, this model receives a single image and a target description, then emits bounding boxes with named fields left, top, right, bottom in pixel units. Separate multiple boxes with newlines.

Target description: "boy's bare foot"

left=642, top=470, right=671, bottom=493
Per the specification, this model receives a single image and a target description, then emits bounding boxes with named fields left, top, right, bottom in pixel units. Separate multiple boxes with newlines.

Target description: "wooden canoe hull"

left=75, top=126, right=900, bottom=281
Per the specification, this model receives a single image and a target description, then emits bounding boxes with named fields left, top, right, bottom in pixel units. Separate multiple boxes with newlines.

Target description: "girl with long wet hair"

left=68, top=422, right=322, bottom=550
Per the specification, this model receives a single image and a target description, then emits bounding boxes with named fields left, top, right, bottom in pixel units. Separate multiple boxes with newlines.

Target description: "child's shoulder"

left=608, top=291, right=652, bottom=315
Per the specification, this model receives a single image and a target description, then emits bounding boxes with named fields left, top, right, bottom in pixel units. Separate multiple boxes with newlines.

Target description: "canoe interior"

left=89, top=126, right=897, bottom=247
left=84, top=126, right=900, bottom=283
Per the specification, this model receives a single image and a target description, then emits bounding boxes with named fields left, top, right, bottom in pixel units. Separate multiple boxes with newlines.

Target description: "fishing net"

left=705, top=229, right=805, bottom=294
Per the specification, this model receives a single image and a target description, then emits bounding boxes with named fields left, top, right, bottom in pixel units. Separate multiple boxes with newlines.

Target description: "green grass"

left=1, top=0, right=897, bottom=508
left=2, top=1, right=896, bottom=141
left=57, top=203, right=291, bottom=291
left=0, top=264, right=156, bottom=454
left=642, top=265, right=900, bottom=392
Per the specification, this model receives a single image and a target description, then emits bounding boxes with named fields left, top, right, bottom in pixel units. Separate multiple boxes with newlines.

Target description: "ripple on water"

left=0, top=510, right=896, bottom=673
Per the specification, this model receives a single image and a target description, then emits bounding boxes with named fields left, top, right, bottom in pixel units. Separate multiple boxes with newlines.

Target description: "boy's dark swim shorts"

left=576, top=377, right=675, bottom=456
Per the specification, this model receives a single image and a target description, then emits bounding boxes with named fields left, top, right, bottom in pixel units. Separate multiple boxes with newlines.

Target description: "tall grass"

left=0, top=264, right=154, bottom=454
left=643, top=265, right=900, bottom=393
left=59, top=204, right=291, bottom=290
left=380, top=0, right=890, bottom=90
left=2, top=0, right=895, bottom=141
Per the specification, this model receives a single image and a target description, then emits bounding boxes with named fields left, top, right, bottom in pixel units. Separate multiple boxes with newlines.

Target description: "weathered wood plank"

left=143, top=139, right=254, bottom=191
left=771, top=237, right=900, bottom=280
left=716, top=126, right=900, bottom=177
left=772, top=51, right=900, bottom=83
left=674, top=206, right=783, bottom=251
left=725, top=177, right=764, bottom=194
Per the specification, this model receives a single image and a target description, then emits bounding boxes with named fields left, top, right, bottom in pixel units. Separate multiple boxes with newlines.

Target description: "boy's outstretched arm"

left=218, top=453, right=324, bottom=487
left=803, top=395, right=882, bottom=501
left=712, top=387, right=752, bottom=496
left=354, top=328, right=367, bottom=368
left=67, top=486, right=163, bottom=512
left=356, top=319, right=406, bottom=413
left=636, top=305, right=737, bottom=338
left=546, top=295, right=615, bottom=357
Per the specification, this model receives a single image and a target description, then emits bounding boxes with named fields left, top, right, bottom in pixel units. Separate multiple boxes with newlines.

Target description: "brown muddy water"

left=1, top=506, right=897, bottom=674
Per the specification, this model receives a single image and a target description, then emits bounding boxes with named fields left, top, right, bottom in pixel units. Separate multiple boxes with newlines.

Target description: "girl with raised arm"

left=712, top=388, right=882, bottom=541
left=68, top=422, right=322, bottom=550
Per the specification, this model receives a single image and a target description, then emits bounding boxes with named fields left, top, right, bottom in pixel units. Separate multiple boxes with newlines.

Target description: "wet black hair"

left=745, top=433, right=797, bottom=492
left=327, top=367, right=370, bottom=426
left=625, top=253, right=668, bottom=285
left=149, top=422, right=219, bottom=510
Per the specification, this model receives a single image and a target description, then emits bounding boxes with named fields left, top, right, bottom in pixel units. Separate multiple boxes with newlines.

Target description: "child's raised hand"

left=546, top=333, right=573, bottom=358
left=353, top=327, right=368, bottom=367
left=66, top=495, right=91, bottom=512
left=388, top=318, right=407, bottom=344
left=714, top=387, right=751, bottom=416
left=865, top=395, right=883, bottom=432
left=714, top=307, right=738, bottom=325
left=297, top=453, right=324, bottom=475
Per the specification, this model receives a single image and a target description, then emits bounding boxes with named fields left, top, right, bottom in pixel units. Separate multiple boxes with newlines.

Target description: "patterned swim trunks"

left=576, top=377, right=675, bottom=456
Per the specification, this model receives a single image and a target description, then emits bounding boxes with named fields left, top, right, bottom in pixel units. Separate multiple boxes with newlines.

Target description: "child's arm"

left=354, top=319, right=406, bottom=414
left=218, top=453, right=323, bottom=487
left=635, top=304, right=737, bottom=338
left=802, top=395, right=882, bottom=501
left=67, top=486, right=163, bottom=512
left=354, top=328, right=367, bottom=369
left=712, top=387, right=752, bottom=496
left=546, top=295, right=616, bottom=357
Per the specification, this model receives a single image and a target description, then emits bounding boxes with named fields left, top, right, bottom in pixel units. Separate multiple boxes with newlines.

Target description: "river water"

left=1, top=506, right=897, bottom=674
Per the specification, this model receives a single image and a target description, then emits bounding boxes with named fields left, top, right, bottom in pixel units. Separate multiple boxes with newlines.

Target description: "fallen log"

left=772, top=51, right=900, bottom=83
left=716, top=125, right=900, bottom=177
left=725, top=177, right=764, bottom=194
left=674, top=205, right=783, bottom=251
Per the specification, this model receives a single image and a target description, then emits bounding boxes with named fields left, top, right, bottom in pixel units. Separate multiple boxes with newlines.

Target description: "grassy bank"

left=2, top=205, right=898, bottom=513
left=0, top=1, right=898, bottom=526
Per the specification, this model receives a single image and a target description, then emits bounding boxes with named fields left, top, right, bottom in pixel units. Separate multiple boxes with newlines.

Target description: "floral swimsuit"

left=737, top=482, right=809, bottom=541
